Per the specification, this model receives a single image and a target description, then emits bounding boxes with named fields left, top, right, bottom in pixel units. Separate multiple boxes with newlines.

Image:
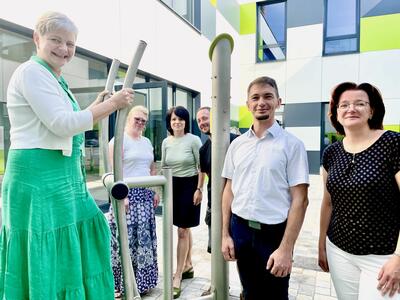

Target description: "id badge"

left=248, top=220, right=261, bottom=230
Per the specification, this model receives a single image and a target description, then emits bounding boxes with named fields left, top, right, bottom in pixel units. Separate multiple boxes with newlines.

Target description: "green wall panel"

left=384, top=124, right=400, bottom=132
left=240, top=3, right=256, bottom=35
left=239, top=105, right=252, bottom=128
left=360, top=13, right=400, bottom=52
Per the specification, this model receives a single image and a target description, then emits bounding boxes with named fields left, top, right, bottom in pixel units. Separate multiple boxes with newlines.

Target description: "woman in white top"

left=108, top=105, right=159, bottom=298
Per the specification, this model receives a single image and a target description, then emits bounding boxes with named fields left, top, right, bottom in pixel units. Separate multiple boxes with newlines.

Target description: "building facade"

left=1, top=0, right=399, bottom=174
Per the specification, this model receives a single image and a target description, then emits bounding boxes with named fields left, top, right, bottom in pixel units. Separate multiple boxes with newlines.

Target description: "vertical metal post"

left=210, top=34, right=234, bottom=300
left=162, top=168, right=173, bottom=300
left=113, top=40, right=147, bottom=300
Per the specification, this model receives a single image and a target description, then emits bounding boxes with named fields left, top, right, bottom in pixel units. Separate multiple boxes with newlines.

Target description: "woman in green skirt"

left=0, top=11, right=134, bottom=300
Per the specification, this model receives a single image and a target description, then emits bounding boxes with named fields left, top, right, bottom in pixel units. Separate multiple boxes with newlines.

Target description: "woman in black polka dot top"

left=318, top=82, right=400, bottom=300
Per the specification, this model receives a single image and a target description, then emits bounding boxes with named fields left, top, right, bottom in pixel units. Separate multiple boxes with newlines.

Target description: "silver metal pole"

left=210, top=33, right=234, bottom=300
left=113, top=40, right=147, bottom=300
left=162, top=168, right=173, bottom=300
left=100, top=59, right=120, bottom=174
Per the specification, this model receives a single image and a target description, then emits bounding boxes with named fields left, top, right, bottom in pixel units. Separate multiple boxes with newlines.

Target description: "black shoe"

left=181, top=267, right=194, bottom=279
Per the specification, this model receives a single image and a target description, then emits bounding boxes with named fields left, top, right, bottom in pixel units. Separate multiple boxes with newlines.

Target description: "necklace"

left=352, top=153, right=355, bottom=164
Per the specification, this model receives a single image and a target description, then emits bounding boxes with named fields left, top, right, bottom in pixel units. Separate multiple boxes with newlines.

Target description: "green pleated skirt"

left=0, top=141, right=114, bottom=299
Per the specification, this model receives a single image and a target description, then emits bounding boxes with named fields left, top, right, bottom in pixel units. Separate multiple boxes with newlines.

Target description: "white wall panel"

left=237, top=65, right=255, bottom=106
left=287, top=24, right=323, bottom=60
left=238, top=34, right=256, bottom=66
left=285, top=57, right=322, bottom=103
left=321, top=54, right=360, bottom=101
left=383, top=99, right=400, bottom=125
left=285, top=126, right=321, bottom=151
left=253, top=61, right=287, bottom=102
left=213, top=10, right=241, bottom=109
left=359, top=50, right=400, bottom=100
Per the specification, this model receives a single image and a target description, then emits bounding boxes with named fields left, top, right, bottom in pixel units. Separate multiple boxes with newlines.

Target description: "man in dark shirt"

left=196, top=107, right=213, bottom=253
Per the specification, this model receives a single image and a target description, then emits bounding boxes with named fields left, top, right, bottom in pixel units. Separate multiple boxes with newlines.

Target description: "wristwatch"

left=196, top=187, right=203, bottom=192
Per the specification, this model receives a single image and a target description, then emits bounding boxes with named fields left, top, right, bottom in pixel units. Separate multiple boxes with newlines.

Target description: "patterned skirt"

left=108, top=188, right=158, bottom=294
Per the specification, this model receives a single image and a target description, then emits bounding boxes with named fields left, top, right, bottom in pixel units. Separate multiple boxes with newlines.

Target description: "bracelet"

left=196, top=187, right=203, bottom=192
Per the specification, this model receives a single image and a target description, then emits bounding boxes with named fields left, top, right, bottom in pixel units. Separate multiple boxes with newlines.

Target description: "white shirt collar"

left=247, top=120, right=282, bottom=139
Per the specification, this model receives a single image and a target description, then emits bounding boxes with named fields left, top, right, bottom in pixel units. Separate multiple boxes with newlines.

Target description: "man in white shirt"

left=221, top=76, right=309, bottom=300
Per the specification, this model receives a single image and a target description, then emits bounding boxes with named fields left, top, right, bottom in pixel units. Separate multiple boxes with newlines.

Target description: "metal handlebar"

left=111, top=40, right=147, bottom=300
left=100, top=59, right=120, bottom=174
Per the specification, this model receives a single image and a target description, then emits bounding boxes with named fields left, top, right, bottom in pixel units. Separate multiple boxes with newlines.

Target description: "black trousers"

left=231, top=214, right=289, bottom=300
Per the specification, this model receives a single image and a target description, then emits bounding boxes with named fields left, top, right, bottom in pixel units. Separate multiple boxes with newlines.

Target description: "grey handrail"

left=112, top=40, right=147, bottom=300
left=100, top=58, right=120, bottom=174
left=102, top=169, right=174, bottom=300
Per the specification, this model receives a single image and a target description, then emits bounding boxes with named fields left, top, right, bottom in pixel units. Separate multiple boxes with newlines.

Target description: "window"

left=324, top=0, right=360, bottom=55
left=160, top=0, right=201, bottom=31
left=256, top=1, right=287, bottom=62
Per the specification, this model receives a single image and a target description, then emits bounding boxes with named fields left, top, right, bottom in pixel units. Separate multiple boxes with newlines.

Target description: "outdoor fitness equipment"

left=194, top=33, right=234, bottom=300
left=100, top=41, right=174, bottom=300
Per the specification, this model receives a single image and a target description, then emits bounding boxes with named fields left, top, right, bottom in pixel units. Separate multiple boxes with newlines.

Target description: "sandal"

left=182, top=266, right=194, bottom=279
left=173, top=286, right=181, bottom=299
left=114, top=291, right=123, bottom=299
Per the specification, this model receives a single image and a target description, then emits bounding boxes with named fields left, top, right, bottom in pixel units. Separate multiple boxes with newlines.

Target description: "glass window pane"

left=0, top=30, right=35, bottom=175
left=326, top=0, right=357, bottom=37
left=324, top=38, right=358, bottom=54
left=150, top=88, right=162, bottom=111
left=257, top=1, right=286, bottom=62
left=175, top=89, right=188, bottom=108
left=260, top=2, right=285, bottom=45
left=161, top=0, right=199, bottom=29
left=168, top=86, right=173, bottom=109
left=146, top=88, right=163, bottom=161
left=0, top=30, right=35, bottom=100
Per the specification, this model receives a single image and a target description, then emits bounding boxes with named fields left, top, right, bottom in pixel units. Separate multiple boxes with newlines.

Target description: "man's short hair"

left=197, top=106, right=211, bottom=113
left=247, top=76, right=279, bottom=98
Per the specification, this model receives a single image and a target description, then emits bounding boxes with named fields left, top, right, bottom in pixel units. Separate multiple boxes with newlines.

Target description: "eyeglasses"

left=337, top=101, right=370, bottom=111
left=134, top=117, right=147, bottom=124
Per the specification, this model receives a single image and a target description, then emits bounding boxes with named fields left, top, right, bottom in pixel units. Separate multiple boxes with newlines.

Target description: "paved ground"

left=88, top=174, right=338, bottom=300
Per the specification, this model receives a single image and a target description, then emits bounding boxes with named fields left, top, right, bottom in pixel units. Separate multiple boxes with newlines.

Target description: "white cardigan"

left=7, top=60, right=93, bottom=156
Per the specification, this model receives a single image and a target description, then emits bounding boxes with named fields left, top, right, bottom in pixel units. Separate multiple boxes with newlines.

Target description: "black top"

left=199, top=133, right=238, bottom=210
left=322, top=130, right=400, bottom=255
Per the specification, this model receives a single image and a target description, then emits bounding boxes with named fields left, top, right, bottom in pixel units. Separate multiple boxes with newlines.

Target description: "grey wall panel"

left=287, top=0, right=324, bottom=28
left=307, top=151, right=321, bottom=174
left=284, top=103, right=322, bottom=127
left=362, top=0, right=400, bottom=17
left=217, top=0, right=240, bottom=32
left=201, top=0, right=216, bottom=41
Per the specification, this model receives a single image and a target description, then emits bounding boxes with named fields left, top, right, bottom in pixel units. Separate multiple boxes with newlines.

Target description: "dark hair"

left=329, top=82, right=385, bottom=135
left=247, top=76, right=279, bottom=98
left=166, top=106, right=190, bottom=135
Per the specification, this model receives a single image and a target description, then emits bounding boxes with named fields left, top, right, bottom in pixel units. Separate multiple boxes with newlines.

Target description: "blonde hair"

left=35, top=11, right=78, bottom=37
left=126, top=105, right=149, bottom=128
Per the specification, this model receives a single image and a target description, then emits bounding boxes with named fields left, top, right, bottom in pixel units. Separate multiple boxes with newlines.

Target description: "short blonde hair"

left=35, top=11, right=78, bottom=37
left=126, top=105, right=149, bottom=127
